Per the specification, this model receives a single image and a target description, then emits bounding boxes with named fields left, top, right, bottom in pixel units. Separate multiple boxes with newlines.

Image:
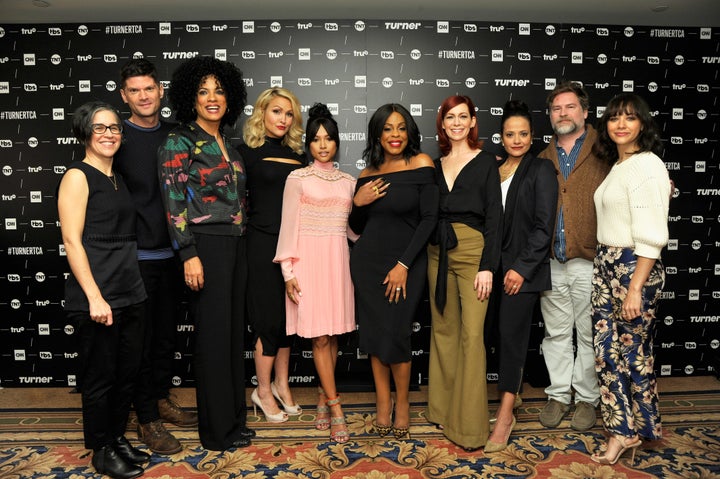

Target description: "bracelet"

left=397, top=261, right=409, bottom=270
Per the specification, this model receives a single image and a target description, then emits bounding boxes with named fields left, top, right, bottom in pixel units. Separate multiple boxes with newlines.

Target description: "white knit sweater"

left=594, top=151, right=670, bottom=259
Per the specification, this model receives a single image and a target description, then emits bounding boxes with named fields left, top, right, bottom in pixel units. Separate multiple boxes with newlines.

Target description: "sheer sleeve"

left=273, top=174, right=303, bottom=281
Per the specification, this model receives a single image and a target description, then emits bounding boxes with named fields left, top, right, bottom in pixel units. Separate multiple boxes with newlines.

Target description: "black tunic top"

left=63, top=161, right=147, bottom=311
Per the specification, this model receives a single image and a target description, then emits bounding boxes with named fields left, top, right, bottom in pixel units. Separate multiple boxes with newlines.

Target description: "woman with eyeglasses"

left=58, top=101, right=148, bottom=478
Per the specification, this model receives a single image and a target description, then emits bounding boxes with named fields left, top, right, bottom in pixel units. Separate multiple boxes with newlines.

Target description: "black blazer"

left=499, top=153, right=558, bottom=293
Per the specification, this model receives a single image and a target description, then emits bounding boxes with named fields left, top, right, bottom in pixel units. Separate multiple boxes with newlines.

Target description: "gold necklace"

left=499, top=161, right=519, bottom=182
left=107, top=172, right=118, bottom=191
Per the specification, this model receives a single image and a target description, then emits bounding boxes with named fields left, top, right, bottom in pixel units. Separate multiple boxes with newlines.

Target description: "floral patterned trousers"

left=591, top=245, right=664, bottom=440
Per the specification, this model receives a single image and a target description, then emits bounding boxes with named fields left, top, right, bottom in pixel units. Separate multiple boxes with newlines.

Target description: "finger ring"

left=396, top=287, right=402, bottom=291
left=372, top=186, right=379, bottom=192
left=186, top=280, right=192, bottom=284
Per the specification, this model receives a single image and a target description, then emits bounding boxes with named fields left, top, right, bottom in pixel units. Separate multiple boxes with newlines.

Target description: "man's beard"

left=553, top=121, right=578, bottom=135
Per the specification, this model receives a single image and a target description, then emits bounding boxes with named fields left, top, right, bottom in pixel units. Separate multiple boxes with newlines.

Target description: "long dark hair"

left=593, top=93, right=663, bottom=163
left=363, top=103, right=421, bottom=169
left=436, top=95, right=482, bottom=156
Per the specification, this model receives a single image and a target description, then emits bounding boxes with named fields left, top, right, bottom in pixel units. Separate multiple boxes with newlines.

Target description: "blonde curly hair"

left=242, top=87, right=304, bottom=155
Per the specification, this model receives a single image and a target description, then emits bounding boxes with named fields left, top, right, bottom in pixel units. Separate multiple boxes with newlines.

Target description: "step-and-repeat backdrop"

left=1, top=19, right=718, bottom=389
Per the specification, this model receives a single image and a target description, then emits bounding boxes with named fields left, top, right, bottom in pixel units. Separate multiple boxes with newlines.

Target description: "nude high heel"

left=251, top=388, right=288, bottom=423
left=271, top=382, right=302, bottom=415
left=591, top=435, right=642, bottom=465
left=484, top=416, right=516, bottom=453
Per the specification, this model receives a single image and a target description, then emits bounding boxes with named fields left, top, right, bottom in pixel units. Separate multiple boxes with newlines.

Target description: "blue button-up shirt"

left=553, top=130, right=588, bottom=262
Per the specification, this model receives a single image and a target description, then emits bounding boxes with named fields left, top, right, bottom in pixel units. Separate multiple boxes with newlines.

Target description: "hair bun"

left=503, top=99, right=529, bottom=115
left=308, top=103, right=333, bottom=121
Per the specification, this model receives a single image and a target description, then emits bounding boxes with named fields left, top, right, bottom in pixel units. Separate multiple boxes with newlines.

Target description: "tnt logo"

left=270, top=22, right=281, bottom=33
left=410, top=49, right=421, bottom=60
left=685, top=365, right=695, bottom=375
left=270, top=76, right=282, bottom=88
left=242, top=21, right=254, bottom=33
left=597, top=53, right=608, bottom=64
left=697, top=109, right=708, bottom=120
left=491, top=50, right=503, bottom=62
left=11, top=299, right=21, bottom=309
left=622, top=80, right=634, bottom=92
left=354, top=21, right=365, bottom=32
left=77, top=25, right=88, bottom=35
left=672, top=108, right=683, bottom=119
left=23, top=53, right=36, bottom=66
left=624, top=26, right=634, bottom=37
left=326, top=49, right=337, bottom=60
left=571, top=52, right=583, bottom=63
left=298, top=48, right=311, bottom=60
left=51, top=54, right=62, bottom=65
left=30, top=191, right=42, bottom=203
left=545, top=25, right=556, bottom=36
left=354, top=76, right=366, bottom=88
left=35, top=272, right=46, bottom=282
left=2, top=165, right=12, bottom=175
left=172, top=377, right=182, bottom=386
left=465, top=77, right=476, bottom=88
left=647, top=82, right=658, bottom=92
left=64, top=325, right=75, bottom=335
left=105, top=80, right=117, bottom=92
left=15, top=350, right=26, bottom=361
left=437, top=21, right=449, bottom=33
left=383, top=77, right=394, bottom=88
left=519, top=23, right=530, bottom=35
left=700, top=28, right=711, bottom=39
left=215, top=49, right=227, bottom=61
left=688, top=289, right=700, bottom=300
left=410, top=104, right=422, bottom=116
left=660, top=365, right=672, bottom=376
left=545, top=78, right=557, bottom=90
left=674, top=55, right=685, bottom=65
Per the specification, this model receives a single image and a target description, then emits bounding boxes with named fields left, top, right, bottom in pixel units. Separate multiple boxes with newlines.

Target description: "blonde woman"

left=239, top=88, right=306, bottom=423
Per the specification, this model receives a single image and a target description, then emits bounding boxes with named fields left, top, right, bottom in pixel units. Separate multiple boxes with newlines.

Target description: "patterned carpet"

left=1, top=391, right=720, bottom=478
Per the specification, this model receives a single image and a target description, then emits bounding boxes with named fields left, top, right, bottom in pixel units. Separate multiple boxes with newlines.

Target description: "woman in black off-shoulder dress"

left=350, top=103, right=438, bottom=440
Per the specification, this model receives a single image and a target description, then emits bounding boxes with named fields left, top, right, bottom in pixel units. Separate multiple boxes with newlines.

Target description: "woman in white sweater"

left=590, top=93, right=670, bottom=466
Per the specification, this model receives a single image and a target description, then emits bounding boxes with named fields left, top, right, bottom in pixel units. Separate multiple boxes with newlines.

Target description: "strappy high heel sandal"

left=326, top=395, right=349, bottom=443
left=271, top=382, right=302, bottom=415
left=316, top=387, right=330, bottom=431
left=591, top=435, right=642, bottom=465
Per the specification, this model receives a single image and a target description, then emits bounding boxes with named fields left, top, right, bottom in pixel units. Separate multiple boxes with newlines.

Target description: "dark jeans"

left=72, top=302, right=145, bottom=450
left=134, top=257, right=184, bottom=424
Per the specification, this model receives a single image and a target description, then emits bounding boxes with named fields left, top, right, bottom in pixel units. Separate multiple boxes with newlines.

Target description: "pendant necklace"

left=107, top=172, right=118, bottom=191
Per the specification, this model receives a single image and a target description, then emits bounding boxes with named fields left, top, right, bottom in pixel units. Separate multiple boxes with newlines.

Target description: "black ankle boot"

left=113, top=436, right=151, bottom=464
left=91, top=445, right=144, bottom=479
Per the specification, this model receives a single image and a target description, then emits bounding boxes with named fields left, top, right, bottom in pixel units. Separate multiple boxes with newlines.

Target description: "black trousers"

left=72, top=302, right=145, bottom=450
left=190, top=233, right=248, bottom=451
left=497, top=291, right=539, bottom=394
left=134, top=257, right=184, bottom=424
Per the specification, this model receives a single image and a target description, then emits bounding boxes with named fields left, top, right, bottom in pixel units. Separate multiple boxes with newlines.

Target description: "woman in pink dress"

left=274, top=103, right=357, bottom=443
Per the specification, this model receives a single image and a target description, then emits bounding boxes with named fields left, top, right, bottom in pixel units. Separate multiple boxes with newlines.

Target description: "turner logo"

left=162, top=52, right=198, bottom=60
left=385, top=22, right=422, bottom=30
left=19, top=377, right=54, bottom=384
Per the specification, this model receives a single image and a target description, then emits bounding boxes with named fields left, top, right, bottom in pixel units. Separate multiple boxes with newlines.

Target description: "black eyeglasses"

left=91, top=123, right=123, bottom=134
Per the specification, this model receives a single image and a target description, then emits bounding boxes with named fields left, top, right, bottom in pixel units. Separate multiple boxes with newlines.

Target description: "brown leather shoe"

left=137, top=420, right=182, bottom=455
left=158, top=397, right=198, bottom=427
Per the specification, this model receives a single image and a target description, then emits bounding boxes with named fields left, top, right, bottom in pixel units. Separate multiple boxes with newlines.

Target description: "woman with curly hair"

left=239, top=88, right=306, bottom=424
left=590, top=93, right=670, bottom=465
left=158, top=56, right=254, bottom=451
left=349, top=103, right=438, bottom=440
